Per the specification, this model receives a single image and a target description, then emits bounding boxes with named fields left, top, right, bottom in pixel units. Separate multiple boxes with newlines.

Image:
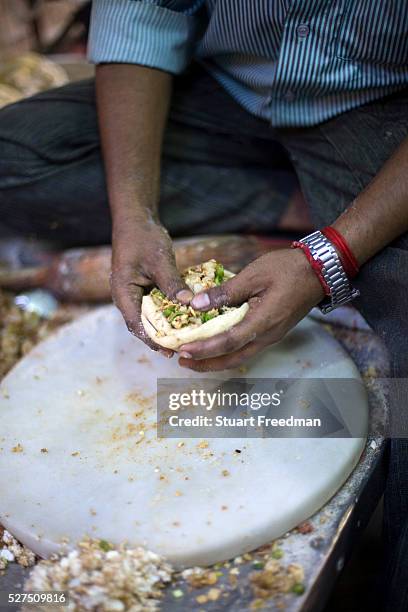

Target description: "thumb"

left=190, top=270, right=253, bottom=311
left=154, top=256, right=193, bottom=304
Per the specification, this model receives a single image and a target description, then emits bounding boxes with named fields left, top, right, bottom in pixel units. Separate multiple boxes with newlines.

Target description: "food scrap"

left=0, top=290, right=44, bottom=378
left=24, top=538, right=173, bottom=612
left=182, top=567, right=219, bottom=588
left=297, top=520, right=314, bottom=535
left=250, top=559, right=305, bottom=603
left=0, top=528, right=36, bottom=572
left=0, top=289, right=76, bottom=378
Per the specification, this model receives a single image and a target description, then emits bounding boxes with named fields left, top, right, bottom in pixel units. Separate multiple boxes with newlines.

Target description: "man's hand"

left=95, top=64, right=191, bottom=353
left=178, top=248, right=325, bottom=371
left=111, top=217, right=193, bottom=355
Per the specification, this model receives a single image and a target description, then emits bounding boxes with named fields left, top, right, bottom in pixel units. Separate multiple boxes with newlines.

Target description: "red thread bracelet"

left=292, top=241, right=331, bottom=296
left=322, top=226, right=359, bottom=278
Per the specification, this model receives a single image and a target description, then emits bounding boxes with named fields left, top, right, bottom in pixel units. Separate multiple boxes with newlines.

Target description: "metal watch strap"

left=299, top=230, right=360, bottom=314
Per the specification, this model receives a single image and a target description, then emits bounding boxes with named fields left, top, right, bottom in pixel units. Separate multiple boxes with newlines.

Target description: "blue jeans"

left=0, top=64, right=407, bottom=610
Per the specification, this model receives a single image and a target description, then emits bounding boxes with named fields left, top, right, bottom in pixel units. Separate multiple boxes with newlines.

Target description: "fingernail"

left=191, top=293, right=210, bottom=309
left=159, top=349, right=173, bottom=358
left=176, top=289, right=193, bottom=304
left=179, top=351, right=192, bottom=359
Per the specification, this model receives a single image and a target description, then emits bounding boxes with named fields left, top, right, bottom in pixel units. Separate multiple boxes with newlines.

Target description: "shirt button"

left=297, top=24, right=310, bottom=38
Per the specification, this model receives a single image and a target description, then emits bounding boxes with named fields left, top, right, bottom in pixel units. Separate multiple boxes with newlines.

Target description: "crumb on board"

left=197, top=441, right=209, bottom=449
left=136, top=355, right=151, bottom=365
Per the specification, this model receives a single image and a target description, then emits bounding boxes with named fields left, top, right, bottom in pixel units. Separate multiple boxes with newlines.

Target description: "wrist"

left=293, top=230, right=360, bottom=313
left=321, top=226, right=359, bottom=279
left=331, top=211, right=370, bottom=266
left=112, top=205, right=159, bottom=235
left=291, top=248, right=326, bottom=303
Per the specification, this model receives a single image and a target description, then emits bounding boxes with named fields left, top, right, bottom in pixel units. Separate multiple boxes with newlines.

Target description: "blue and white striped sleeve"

left=88, top=0, right=202, bottom=74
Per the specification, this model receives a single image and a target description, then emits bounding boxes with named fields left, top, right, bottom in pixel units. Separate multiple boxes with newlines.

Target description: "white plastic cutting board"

left=0, top=306, right=367, bottom=568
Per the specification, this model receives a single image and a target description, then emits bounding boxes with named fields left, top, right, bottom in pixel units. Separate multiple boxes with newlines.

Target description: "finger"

left=153, top=255, right=193, bottom=304
left=178, top=337, right=269, bottom=372
left=179, top=296, right=267, bottom=360
left=112, top=276, right=173, bottom=356
left=190, top=266, right=259, bottom=311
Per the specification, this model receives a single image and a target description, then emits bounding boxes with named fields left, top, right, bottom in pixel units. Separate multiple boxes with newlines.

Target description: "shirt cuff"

left=88, top=0, right=199, bottom=74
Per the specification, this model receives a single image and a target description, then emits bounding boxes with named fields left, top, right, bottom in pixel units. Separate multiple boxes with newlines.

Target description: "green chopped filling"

left=151, top=288, right=164, bottom=299
left=214, top=263, right=225, bottom=285
left=201, top=311, right=217, bottom=323
left=150, top=288, right=166, bottom=307
left=292, top=583, right=306, bottom=596
left=149, top=260, right=230, bottom=329
left=271, top=548, right=284, bottom=559
left=99, top=539, right=112, bottom=552
left=168, top=310, right=186, bottom=322
left=252, top=560, right=265, bottom=570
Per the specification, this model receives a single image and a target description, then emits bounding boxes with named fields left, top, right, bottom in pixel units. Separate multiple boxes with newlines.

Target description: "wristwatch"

left=299, top=230, right=360, bottom=314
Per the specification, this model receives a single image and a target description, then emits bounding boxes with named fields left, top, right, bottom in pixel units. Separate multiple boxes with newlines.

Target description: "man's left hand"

left=178, top=248, right=325, bottom=371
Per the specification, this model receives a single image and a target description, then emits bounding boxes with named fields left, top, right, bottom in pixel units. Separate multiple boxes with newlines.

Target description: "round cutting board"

left=0, top=306, right=367, bottom=568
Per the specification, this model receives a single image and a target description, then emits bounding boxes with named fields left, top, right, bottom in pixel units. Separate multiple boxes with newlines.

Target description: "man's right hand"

left=110, top=217, right=193, bottom=355
left=95, top=64, right=185, bottom=352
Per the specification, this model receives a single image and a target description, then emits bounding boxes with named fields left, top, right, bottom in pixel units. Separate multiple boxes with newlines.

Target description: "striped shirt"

left=88, top=0, right=408, bottom=127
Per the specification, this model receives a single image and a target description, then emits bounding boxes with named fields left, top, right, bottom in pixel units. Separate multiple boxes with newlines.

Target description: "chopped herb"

left=99, top=540, right=112, bottom=552
left=168, top=310, right=186, bottom=322
left=201, top=311, right=217, bottom=323
left=292, top=583, right=305, bottom=596
left=150, top=288, right=166, bottom=306
left=252, top=561, right=264, bottom=570
left=272, top=548, right=284, bottom=559
left=163, top=306, right=175, bottom=317
left=214, top=263, right=225, bottom=285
